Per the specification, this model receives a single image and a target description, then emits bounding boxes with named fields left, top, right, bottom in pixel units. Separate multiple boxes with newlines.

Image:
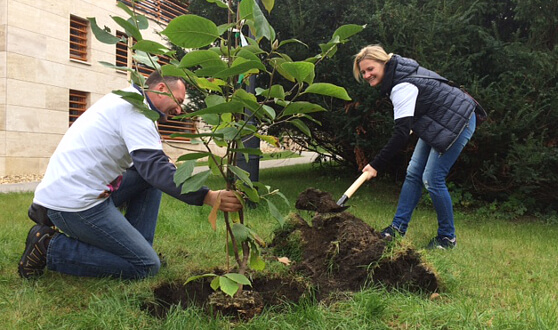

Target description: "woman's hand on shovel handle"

left=362, top=164, right=377, bottom=180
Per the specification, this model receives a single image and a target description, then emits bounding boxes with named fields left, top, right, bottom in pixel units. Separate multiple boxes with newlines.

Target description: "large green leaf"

left=87, top=18, right=122, bottom=44
left=231, top=223, right=250, bottom=242
left=256, top=85, right=285, bottom=100
left=177, top=152, right=211, bottom=162
left=181, top=101, right=244, bottom=118
left=213, top=60, right=265, bottom=80
left=112, top=90, right=159, bottom=121
left=260, top=0, right=275, bottom=13
left=280, top=101, right=326, bottom=117
left=303, top=83, right=352, bottom=101
left=224, top=273, right=252, bottom=286
left=252, top=0, right=275, bottom=42
left=161, top=15, right=219, bottom=48
left=229, top=165, right=254, bottom=189
left=290, top=119, right=311, bottom=137
left=112, top=16, right=142, bottom=41
left=265, top=198, right=284, bottom=226
left=178, top=50, right=226, bottom=68
left=219, top=276, right=240, bottom=297
left=174, top=160, right=196, bottom=187
left=116, top=2, right=149, bottom=30
left=133, top=51, right=160, bottom=70
left=280, top=62, right=315, bottom=84
left=160, top=65, right=189, bottom=79
left=180, top=170, right=210, bottom=194
left=332, top=24, right=366, bottom=41
left=249, top=247, right=266, bottom=271
left=132, top=40, right=169, bottom=55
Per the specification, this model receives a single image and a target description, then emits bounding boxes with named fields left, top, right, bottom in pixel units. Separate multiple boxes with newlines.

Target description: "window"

left=115, top=31, right=128, bottom=71
left=70, top=15, right=89, bottom=61
left=69, top=90, right=89, bottom=126
left=117, top=0, right=189, bottom=23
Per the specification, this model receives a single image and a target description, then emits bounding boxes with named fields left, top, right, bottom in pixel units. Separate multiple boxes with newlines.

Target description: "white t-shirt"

left=34, top=87, right=162, bottom=212
left=390, top=82, right=419, bottom=120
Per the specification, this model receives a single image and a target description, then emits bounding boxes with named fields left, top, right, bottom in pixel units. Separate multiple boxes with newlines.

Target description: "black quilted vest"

left=380, top=55, right=476, bottom=153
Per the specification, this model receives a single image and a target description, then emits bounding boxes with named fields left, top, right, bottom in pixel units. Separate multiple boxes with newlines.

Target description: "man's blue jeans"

left=391, top=115, right=476, bottom=239
left=46, top=169, right=163, bottom=279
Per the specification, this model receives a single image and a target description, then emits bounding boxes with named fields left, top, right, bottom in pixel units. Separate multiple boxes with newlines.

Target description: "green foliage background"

left=189, top=0, right=558, bottom=214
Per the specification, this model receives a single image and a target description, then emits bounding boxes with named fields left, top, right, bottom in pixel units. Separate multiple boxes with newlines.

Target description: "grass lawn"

left=1, top=163, right=557, bottom=329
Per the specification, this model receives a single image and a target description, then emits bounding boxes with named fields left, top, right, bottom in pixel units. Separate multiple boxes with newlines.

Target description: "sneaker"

left=18, top=225, right=57, bottom=279
left=380, top=225, right=404, bottom=239
left=426, top=236, right=456, bottom=250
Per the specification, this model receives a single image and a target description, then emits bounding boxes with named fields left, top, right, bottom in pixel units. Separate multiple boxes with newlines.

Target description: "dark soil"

left=144, top=188, right=439, bottom=320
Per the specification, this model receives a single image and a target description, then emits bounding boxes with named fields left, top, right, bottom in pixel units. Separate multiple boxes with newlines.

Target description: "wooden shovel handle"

left=342, top=172, right=370, bottom=199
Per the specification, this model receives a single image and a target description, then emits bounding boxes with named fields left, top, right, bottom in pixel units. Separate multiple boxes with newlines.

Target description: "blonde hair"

left=353, top=44, right=393, bottom=82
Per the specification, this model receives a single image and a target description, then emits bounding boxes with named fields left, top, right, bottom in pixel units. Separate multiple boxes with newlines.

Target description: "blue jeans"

left=46, top=169, right=163, bottom=279
left=391, top=115, right=476, bottom=239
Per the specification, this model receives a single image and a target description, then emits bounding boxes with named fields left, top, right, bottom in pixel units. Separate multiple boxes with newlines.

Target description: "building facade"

left=0, top=0, right=208, bottom=176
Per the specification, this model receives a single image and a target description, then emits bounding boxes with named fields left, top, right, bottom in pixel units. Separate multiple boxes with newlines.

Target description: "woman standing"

left=353, top=44, right=478, bottom=249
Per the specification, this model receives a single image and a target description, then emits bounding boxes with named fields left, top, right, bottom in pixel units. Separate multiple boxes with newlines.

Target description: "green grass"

left=1, top=164, right=557, bottom=329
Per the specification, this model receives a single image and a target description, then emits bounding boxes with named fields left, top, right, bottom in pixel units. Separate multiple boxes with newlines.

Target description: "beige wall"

left=0, top=0, right=207, bottom=176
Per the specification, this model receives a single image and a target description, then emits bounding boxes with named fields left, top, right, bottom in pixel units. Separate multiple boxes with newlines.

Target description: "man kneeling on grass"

left=18, top=71, right=242, bottom=279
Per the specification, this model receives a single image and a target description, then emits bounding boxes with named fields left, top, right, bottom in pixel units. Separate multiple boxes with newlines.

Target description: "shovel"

left=335, top=172, right=371, bottom=210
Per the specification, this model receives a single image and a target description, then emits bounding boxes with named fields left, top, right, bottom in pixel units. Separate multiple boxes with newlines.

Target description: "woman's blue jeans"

left=391, top=115, right=476, bottom=239
left=46, top=169, right=163, bottom=279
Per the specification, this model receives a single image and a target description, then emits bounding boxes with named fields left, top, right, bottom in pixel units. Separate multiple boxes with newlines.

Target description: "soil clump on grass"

left=144, top=188, right=438, bottom=320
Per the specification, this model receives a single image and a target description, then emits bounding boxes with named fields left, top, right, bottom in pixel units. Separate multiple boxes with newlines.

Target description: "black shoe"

left=426, top=236, right=456, bottom=250
left=18, top=225, right=57, bottom=279
left=380, top=225, right=404, bottom=239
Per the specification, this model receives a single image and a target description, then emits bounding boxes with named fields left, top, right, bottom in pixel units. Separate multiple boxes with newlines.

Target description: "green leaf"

left=260, top=0, right=275, bottom=13
left=112, top=16, right=142, bottom=41
left=210, top=276, right=220, bottom=291
left=173, top=160, right=196, bottom=186
left=87, top=18, right=122, bottom=44
left=132, top=40, right=169, bottom=55
left=177, top=152, right=211, bottom=162
left=219, top=276, right=240, bottom=297
left=237, top=49, right=261, bottom=62
left=195, top=77, right=224, bottom=93
left=213, top=60, right=265, bottom=80
left=275, top=191, right=290, bottom=207
left=185, top=273, right=218, bottom=285
left=207, top=0, right=229, bottom=9
left=133, top=51, right=160, bottom=70
left=249, top=251, right=266, bottom=271
left=231, top=223, right=250, bottom=242
left=265, top=198, right=284, bottom=226
left=181, top=101, right=244, bottom=118
left=256, top=84, right=285, bottom=100
left=278, top=38, right=308, bottom=49
left=161, top=15, right=219, bottom=49
left=332, top=24, right=366, bottom=41
left=281, top=101, right=326, bottom=117
left=180, top=170, right=210, bottom=195
left=215, top=126, right=239, bottom=140
left=112, top=90, right=159, bottom=121
left=303, top=83, right=352, bottom=101
left=280, top=62, right=315, bottom=84
left=254, top=133, right=279, bottom=147
left=252, top=0, right=275, bottom=42
left=178, top=50, right=226, bottom=69
left=236, top=182, right=260, bottom=203
left=290, top=119, right=311, bottom=137
left=160, top=65, right=189, bottom=79
left=224, top=273, right=252, bottom=286
left=229, top=165, right=254, bottom=189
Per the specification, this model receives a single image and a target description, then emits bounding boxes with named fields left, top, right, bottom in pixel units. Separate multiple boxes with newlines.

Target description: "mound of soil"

left=144, top=188, right=439, bottom=320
